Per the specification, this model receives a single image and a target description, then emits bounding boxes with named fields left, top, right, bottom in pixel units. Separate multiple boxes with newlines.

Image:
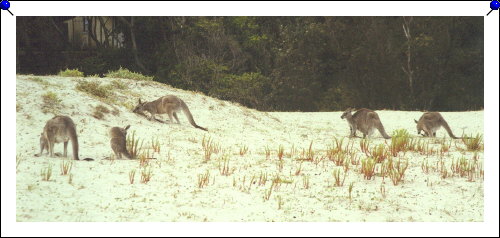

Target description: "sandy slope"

left=15, top=75, right=483, bottom=222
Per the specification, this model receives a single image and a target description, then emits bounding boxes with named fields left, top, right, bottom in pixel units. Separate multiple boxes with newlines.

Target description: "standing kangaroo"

left=133, top=95, right=208, bottom=131
left=37, top=115, right=79, bottom=160
left=340, top=108, right=391, bottom=139
left=109, top=125, right=133, bottom=159
left=414, top=112, right=459, bottom=139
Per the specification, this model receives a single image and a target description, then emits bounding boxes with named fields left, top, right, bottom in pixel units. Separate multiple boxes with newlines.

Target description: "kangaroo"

left=109, top=125, right=133, bottom=159
left=38, top=115, right=79, bottom=160
left=414, top=112, right=459, bottom=139
left=35, top=133, right=51, bottom=157
left=133, top=95, right=208, bottom=131
left=340, top=108, right=391, bottom=139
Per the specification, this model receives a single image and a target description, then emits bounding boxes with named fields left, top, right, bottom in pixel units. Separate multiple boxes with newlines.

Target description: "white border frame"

left=2, top=1, right=498, bottom=237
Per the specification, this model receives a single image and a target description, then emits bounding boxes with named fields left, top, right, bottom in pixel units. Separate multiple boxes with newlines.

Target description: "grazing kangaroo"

left=414, top=112, right=459, bottom=139
left=38, top=115, right=79, bottom=160
left=109, top=125, right=133, bottom=159
left=340, top=108, right=391, bottom=139
left=133, top=95, right=208, bottom=131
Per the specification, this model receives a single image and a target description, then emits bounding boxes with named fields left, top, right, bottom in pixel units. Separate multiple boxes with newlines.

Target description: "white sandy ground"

left=15, top=75, right=484, bottom=222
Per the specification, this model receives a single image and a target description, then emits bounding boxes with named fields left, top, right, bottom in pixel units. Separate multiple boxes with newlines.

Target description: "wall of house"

left=64, top=17, right=122, bottom=49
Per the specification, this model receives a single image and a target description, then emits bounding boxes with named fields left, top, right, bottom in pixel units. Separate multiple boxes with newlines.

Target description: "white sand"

left=15, top=75, right=483, bottom=222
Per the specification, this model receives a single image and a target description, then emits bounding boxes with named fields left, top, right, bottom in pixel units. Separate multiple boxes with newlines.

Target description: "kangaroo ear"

left=138, top=98, right=142, bottom=104
left=414, top=119, right=418, bottom=124
left=124, top=125, right=131, bottom=130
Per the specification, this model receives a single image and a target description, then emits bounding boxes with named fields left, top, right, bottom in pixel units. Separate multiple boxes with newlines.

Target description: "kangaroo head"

left=133, top=99, right=147, bottom=113
left=341, top=108, right=353, bottom=119
left=120, top=125, right=131, bottom=137
left=415, top=120, right=424, bottom=136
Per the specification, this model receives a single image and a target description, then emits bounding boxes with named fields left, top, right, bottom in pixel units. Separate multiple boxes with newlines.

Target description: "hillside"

left=15, top=75, right=484, bottom=222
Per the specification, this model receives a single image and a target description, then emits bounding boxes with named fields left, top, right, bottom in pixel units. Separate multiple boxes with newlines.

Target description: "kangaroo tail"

left=180, top=99, right=208, bottom=131
left=440, top=118, right=459, bottom=139
left=370, top=112, right=391, bottom=139
left=123, top=148, right=134, bottom=159
left=378, top=124, right=392, bottom=139
left=68, top=124, right=80, bottom=160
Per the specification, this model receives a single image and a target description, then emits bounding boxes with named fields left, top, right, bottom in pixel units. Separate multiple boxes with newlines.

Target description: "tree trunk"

left=118, top=16, right=150, bottom=74
left=402, top=16, right=415, bottom=108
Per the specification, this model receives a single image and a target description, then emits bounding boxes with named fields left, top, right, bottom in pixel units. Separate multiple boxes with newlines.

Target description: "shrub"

left=462, top=134, right=483, bottom=151
left=76, top=80, right=113, bottom=98
left=41, top=91, right=63, bottom=114
left=361, top=157, right=376, bottom=180
left=93, top=105, right=110, bottom=120
left=126, top=131, right=144, bottom=159
left=110, top=79, right=128, bottom=90
left=58, top=68, right=84, bottom=77
left=105, top=67, right=153, bottom=81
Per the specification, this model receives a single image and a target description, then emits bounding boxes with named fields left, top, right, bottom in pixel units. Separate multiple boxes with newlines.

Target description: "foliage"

left=105, top=67, right=153, bottom=81
left=18, top=16, right=483, bottom=111
left=76, top=80, right=113, bottom=99
left=58, top=68, right=84, bottom=77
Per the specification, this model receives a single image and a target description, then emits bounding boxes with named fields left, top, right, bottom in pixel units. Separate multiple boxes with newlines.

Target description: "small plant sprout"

left=218, top=155, right=233, bottom=176
left=388, top=157, right=409, bottom=186
left=277, top=145, right=285, bottom=161
left=451, top=156, right=476, bottom=179
left=306, top=141, right=315, bottom=161
left=264, top=146, right=271, bottom=159
left=333, top=137, right=345, bottom=152
left=204, top=146, right=213, bottom=162
left=287, top=144, right=297, bottom=158
left=263, top=183, right=274, bottom=201
left=60, top=159, right=73, bottom=175
left=140, top=166, right=153, bottom=184
left=462, top=133, right=483, bottom=151
left=197, top=170, right=210, bottom=188
left=41, top=164, right=53, bottom=181
left=388, top=129, right=412, bottom=156
left=202, top=135, right=220, bottom=161
left=294, top=162, right=303, bottom=176
left=343, top=156, right=351, bottom=172
left=16, top=154, right=23, bottom=170
left=477, top=161, right=484, bottom=180
left=440, top=139, right=451, bottom=154
left=151, top=137, right=161, bottom=153
left=350, top=153, right=360, bottom=166
left=302, top=175, right=310, bottom=189
left=380, top=184, right=386, bottom=199
left=360, top=139, right=371, bottom=155
left=126, top=131, right=144, bottom=159
left=258, top=172, right=268, bottom=186
left=439, top=159, right=450, bottom=179
left=369, top=144, right=389, bottom=163
left=129, top=169, right=136, bottom=184
left=421, top=158, right=430, bottom=174
left=330, top=149, right=348, bottom=166
left=348, top=182, right=354, bottom=201
left=138, top=150, right=151, bottom=167
left=239, top=145, right=249, bottom=156
left=332, top=168, right=347, bottom=187
left=361, top=157, right=376, bottom=180
left=68, top=173, right=73, bottom=185
left=277, top=195, right=284, bottom=210
left=277, top=159, right=285, bottom=172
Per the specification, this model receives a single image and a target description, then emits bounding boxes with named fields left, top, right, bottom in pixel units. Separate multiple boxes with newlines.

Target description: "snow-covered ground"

left=15, top=75, right=484, bottom=222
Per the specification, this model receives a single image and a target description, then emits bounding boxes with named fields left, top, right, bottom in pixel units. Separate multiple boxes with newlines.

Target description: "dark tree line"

left=17, top=16, right=483, bottom=112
